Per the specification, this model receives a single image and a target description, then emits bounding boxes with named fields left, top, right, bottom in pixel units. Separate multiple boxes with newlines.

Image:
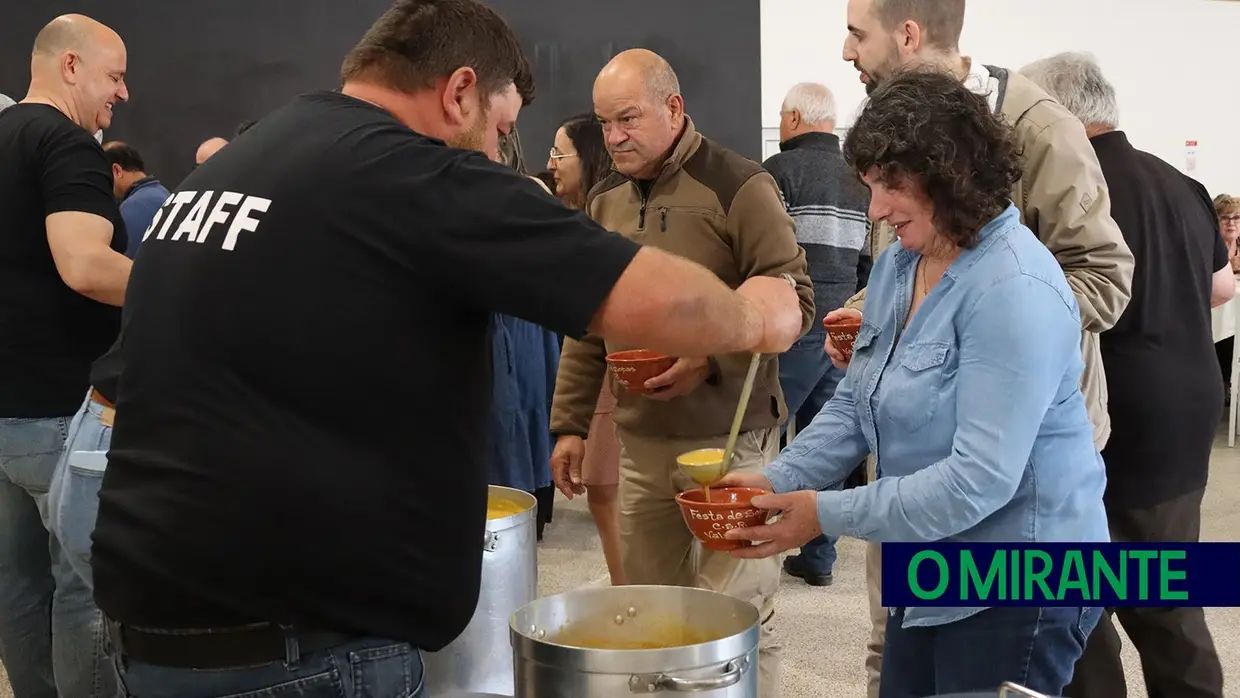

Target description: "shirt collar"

left=892, top=203, right=1021, bottom=277
left=961, top=58, right=1001, bottom=113
left=779, top=131, right=840, bottom=153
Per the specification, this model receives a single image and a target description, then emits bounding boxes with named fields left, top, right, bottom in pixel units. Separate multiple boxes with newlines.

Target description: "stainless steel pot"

left=510, top=585, right=759, bottom=698
left=424, top=486, right=538, bottom=697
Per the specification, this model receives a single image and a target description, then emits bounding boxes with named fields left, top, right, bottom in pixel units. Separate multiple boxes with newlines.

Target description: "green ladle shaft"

left=720, top=353, right=762, bottom=476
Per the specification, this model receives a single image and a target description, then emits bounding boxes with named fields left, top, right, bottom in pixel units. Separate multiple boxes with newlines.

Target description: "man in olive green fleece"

left=830, top=2, right=1135, bottom=697
left=549, top=49, right=814, bottom=698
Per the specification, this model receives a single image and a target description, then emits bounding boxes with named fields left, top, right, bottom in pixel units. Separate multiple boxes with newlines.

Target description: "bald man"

left=195, top=136, right=228, bottom=166
left=0, top=15, right=131, bottom=698
left=550, top=49, right=814, bottom=698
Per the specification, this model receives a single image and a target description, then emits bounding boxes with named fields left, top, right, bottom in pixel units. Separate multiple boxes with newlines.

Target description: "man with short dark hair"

left=1022, top=51, right=1228, bottom=698
left=88, top=2, right=803, bottom=695
left=103, top=141, right=170, bottom=256
left=0, top=13, right=131, bottom=698
left=833, top=1, right=1135, bottom=695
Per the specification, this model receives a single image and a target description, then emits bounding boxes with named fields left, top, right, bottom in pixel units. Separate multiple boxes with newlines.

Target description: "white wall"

left=761, top=0, right=1240, bottom=195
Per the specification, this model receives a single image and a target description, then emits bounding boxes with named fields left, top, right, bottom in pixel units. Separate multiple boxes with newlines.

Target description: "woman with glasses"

left=545, top=114, right=627, bottom=585
left=1214, top=194, right=1240, bottom=391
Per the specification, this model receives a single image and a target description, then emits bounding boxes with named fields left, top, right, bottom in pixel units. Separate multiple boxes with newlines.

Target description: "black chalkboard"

left=0, top=1, right=761, bottom=187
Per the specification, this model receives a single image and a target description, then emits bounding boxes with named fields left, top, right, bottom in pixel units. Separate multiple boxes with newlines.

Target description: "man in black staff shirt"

left=0, top=13, right=132, bottom=698
left=90, top=2, right=804, bottom=696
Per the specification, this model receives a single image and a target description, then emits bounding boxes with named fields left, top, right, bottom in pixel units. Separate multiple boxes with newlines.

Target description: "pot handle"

left=628, top=656, right=748, bottom=693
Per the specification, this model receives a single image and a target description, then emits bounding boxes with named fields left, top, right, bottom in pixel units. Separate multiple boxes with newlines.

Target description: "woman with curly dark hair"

left=719, top=69, right=1106, bottom=695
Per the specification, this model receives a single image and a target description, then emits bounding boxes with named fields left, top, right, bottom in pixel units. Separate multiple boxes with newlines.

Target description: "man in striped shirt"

left=762, top=82, right=870, bottom=587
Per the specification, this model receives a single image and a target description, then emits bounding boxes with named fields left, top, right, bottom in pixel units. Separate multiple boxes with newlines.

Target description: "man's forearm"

left=590, top=247, right=762, bottom=358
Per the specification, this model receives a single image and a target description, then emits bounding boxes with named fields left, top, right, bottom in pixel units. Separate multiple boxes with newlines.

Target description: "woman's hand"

left=713, top=471, right=774, bottom=492
left=725, top=489, right=822, bottom=559
left=823, top=308, right=862, bottom=370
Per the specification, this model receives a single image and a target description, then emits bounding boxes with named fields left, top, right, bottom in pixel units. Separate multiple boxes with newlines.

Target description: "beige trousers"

left=864, top=455, right=884, bottom=698
left=617, top=427, right=783, bottom=698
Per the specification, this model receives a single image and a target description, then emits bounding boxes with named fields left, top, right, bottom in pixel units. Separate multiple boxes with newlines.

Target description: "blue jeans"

left=48, top=394, right=114, bottom=589
left=778, top=328, right=844, bottom=575
left=0, top=406, right=119, bottom=698
left=116, top=637, right=425, bottom=698
left=880, top=605, right=1102, bottom=697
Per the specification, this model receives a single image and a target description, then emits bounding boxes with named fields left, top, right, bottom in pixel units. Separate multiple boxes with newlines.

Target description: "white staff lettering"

left=171, top=191, right=214, bottom=242
left=221, top=196, right=271, bottom=251
left=196, top=191, right=245, bottom=244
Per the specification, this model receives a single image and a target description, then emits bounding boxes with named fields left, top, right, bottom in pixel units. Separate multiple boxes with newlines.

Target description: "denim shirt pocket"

left=885, top=340, right=952, bottom=432
left=847, top=321, right=882, bottom=380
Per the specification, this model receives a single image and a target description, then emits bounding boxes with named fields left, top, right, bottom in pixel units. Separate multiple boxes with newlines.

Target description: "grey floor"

left=3, top=429, right=1238, bottom=697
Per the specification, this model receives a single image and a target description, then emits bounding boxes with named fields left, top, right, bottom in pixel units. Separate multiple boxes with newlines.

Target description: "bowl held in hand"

left=605, top=349, right=676, bottom=394
left=825, top=319, right=863, bottom=360
left=674, top=487, right=768, bottom=552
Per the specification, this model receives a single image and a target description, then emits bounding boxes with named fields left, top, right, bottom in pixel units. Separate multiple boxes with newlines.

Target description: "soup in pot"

left=486, top=495, right=528, bottom=520
left=552, top=617, right=725, bottom=650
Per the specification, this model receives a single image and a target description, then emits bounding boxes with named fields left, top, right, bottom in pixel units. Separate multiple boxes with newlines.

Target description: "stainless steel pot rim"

left=509, top=585, right=760, bottom=675
left=510, top=631, right=758, bottom=676
left=485, top=485, right=538, bottom=533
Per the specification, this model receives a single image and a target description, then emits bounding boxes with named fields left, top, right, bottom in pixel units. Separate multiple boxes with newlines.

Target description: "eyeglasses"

left=549, top=149, right=577, bottom=160
left=1222, top=215, right=1240, bottom=223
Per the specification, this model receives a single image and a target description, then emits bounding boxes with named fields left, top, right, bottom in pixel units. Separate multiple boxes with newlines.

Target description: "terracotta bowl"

left=825, top=319, right=863, bottom=360
left=605, top=349, right=676, bottom=395
left=674, top=487, right=769, bottom=552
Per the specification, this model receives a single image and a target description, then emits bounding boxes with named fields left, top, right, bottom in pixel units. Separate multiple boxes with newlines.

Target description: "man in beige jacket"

left=549, top=49, right=814, bottom=698
left=831, top=1, right=1135, bottom=696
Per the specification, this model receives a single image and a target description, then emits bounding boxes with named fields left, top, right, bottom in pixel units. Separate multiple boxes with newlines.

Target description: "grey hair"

left=1019, top=52, right=1120, bottom=129
left=782, top=82, right=837, bottom=125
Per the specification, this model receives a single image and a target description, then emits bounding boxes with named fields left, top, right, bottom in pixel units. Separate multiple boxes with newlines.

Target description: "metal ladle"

left=677, top=353, right=762, bottom=494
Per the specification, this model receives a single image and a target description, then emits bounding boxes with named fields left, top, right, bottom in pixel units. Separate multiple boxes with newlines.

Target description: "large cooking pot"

left=423, top=485, right=538, bottom=697
left=510, top=585, right=759, bottom=697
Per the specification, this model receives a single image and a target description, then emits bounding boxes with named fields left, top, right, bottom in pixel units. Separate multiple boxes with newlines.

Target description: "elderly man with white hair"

left=1021, top=51, right=1228, bottom=698
left=761, top=82, right=870, bottom=588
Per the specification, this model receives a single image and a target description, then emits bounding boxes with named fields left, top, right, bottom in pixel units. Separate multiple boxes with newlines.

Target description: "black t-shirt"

left=91, top=91, right=640, bottom=650
left=0, top=104, right=125, bottom=417
left=1091, top=130, right=1227, bottom=506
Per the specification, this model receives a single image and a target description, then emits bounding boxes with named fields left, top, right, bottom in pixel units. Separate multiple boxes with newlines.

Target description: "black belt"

left=106, top=619, right=358, bottom=669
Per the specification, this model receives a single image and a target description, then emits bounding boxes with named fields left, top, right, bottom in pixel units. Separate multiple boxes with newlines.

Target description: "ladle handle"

left=720, top=353, right=762, bottom=473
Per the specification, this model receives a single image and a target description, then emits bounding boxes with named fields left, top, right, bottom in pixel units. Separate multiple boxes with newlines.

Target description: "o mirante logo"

left=882, top=542, right=1240, bottom=607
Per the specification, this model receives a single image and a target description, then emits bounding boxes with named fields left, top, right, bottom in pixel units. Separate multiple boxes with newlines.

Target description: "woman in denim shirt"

left=720, top=70, right=1108, bottom=696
